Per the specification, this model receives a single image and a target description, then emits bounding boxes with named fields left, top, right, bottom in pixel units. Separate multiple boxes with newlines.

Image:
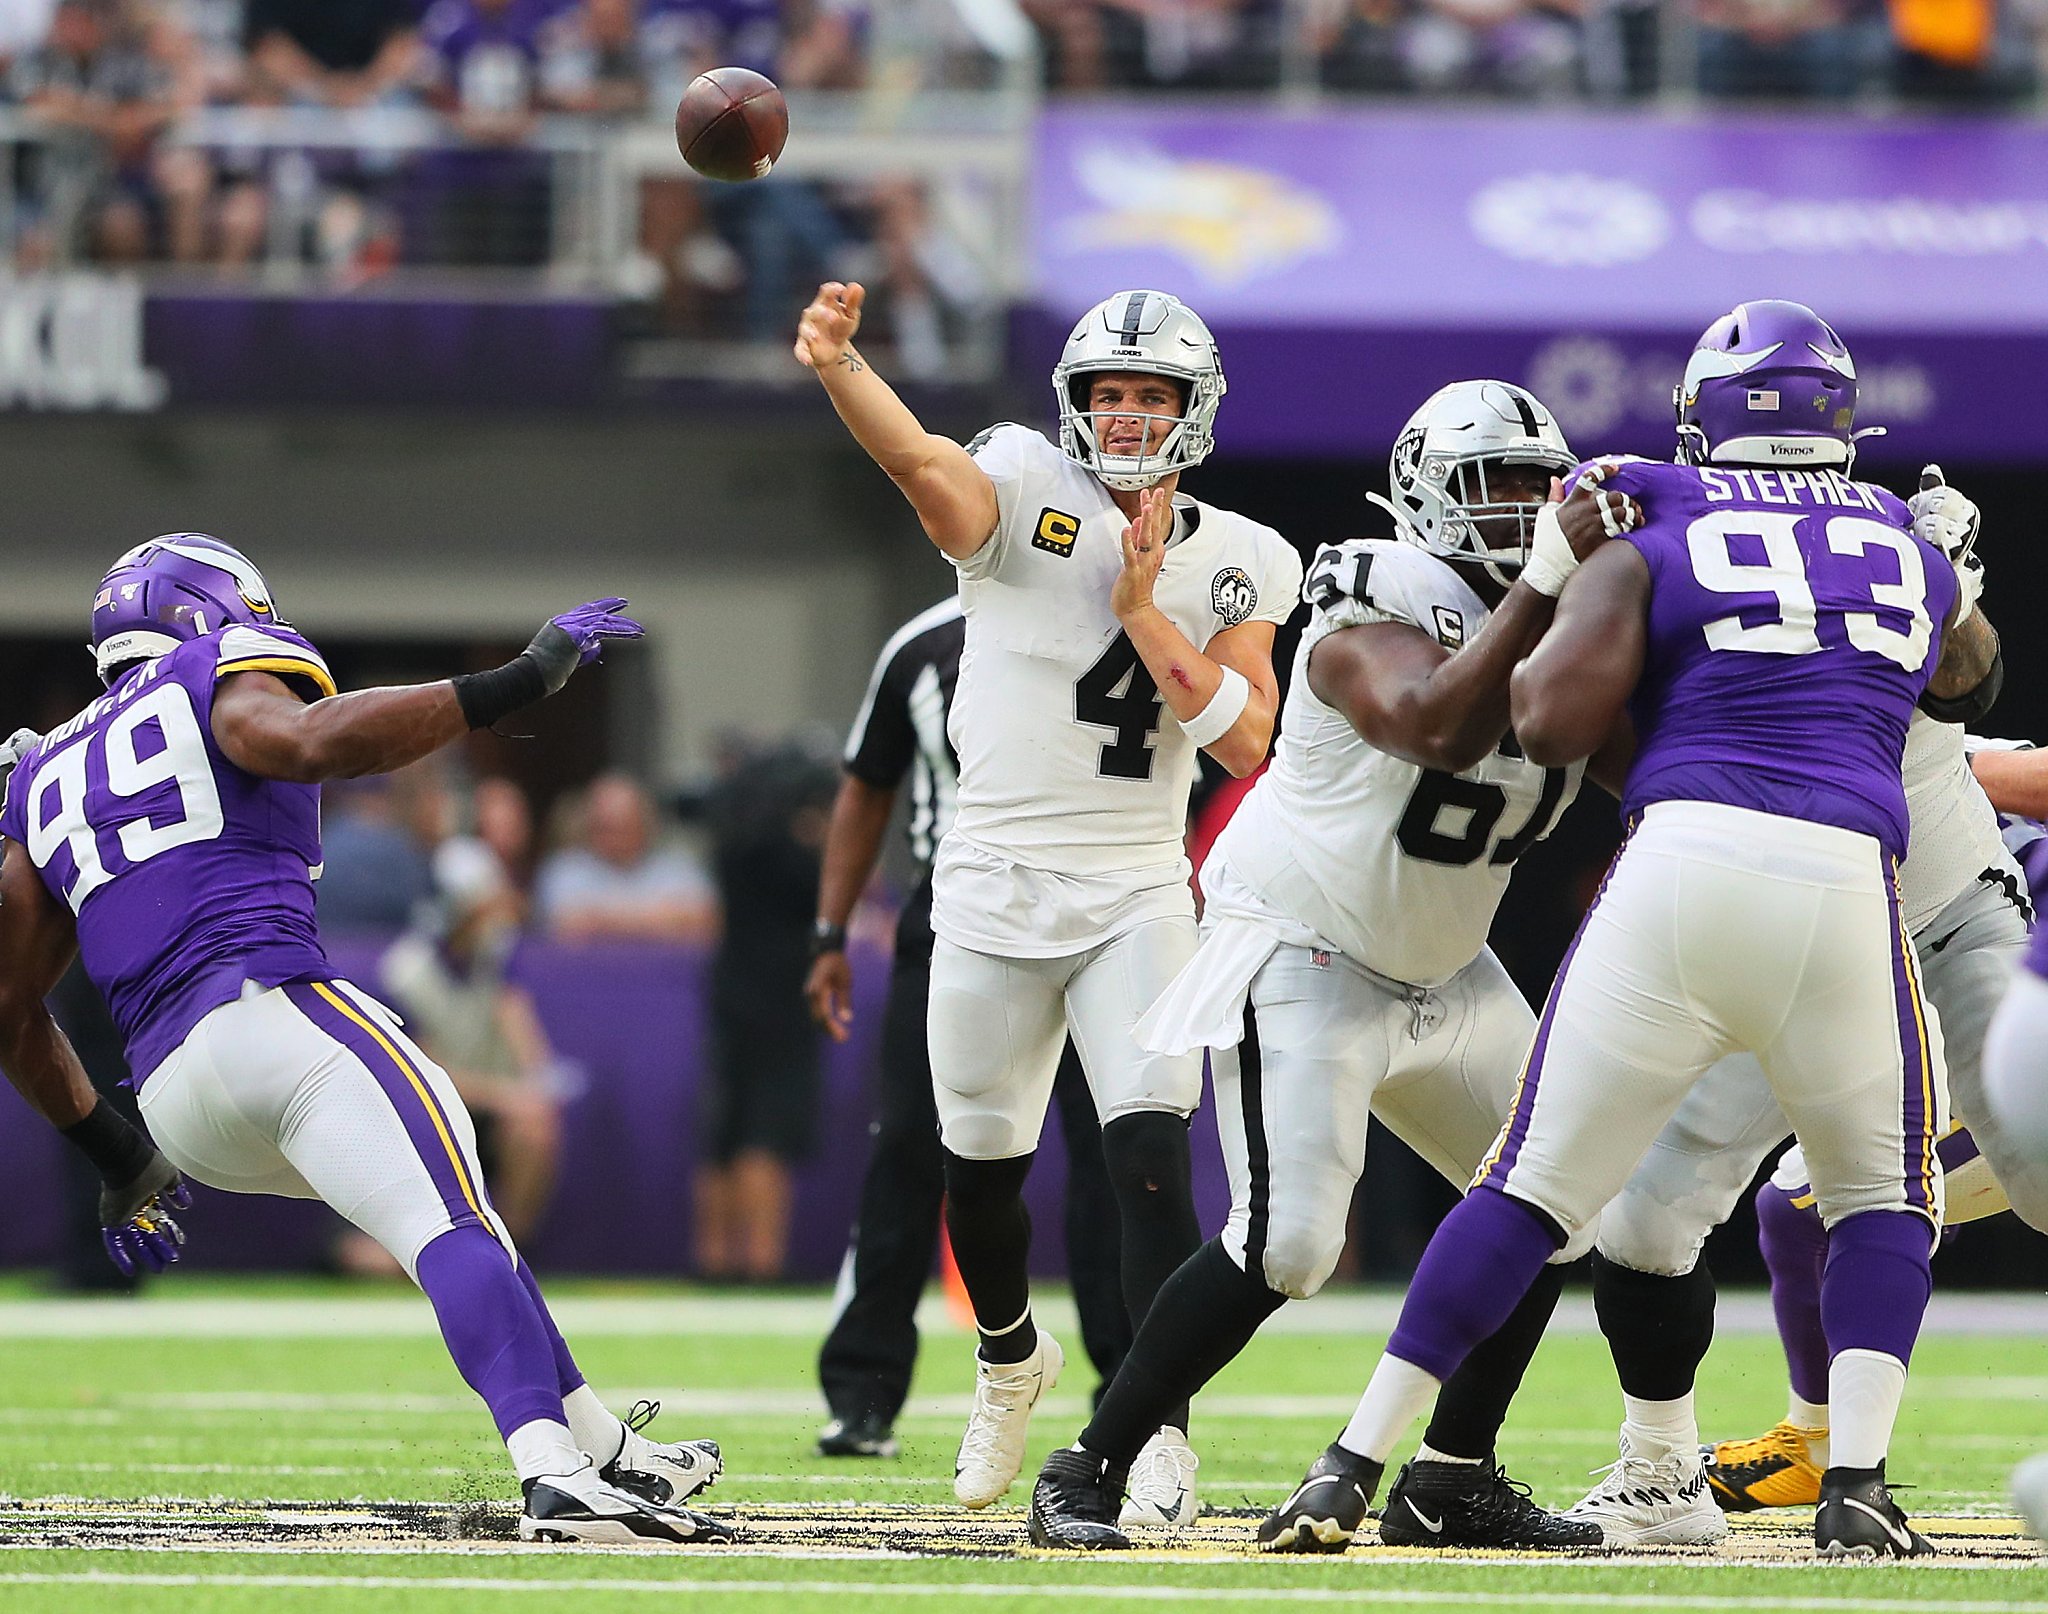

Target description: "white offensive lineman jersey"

left=1897, top=715, right=2024, bottom=934
left=934, top=423, right=1302, bottom=957
left=1202, top=538, right=1582, bottom=988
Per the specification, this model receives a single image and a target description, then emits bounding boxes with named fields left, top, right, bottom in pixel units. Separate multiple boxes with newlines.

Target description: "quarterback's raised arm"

left=795, top=281, right=998, bottom=560
left=1510, top=540, right=1651, bottom=767
left=214, top=600, right=643, bottom=783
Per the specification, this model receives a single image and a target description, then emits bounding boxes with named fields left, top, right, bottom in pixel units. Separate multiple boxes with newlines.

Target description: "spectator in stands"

left=9, top=0, right=226, bottom=265
left=535, top=771, right=718, bottom=942
left=1888, top=0, right=2032, bottom=101
left=1402, top=0, right=1583, bottom=97
left=0, top=0, right=55, bottom=73
left=474, top=773, right=538, bottom=890
left=242, top=0, right=422, bottom=273
left=1314, top=0, right=1416, bottom=93
left=315, top=763, right=452, bottom=935
left=418, top=0, right=554, bottom=265
left=379, top=837, right=572, bottom=1248
left=540, top=0, right=649, bottom=117
left=1695, top=0, right=1858, bottom=98
left=694, top=736, right=836, bottom=1283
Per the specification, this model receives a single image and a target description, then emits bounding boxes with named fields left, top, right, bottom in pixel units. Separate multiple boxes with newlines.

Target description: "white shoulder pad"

left=215, top=626, right=336, bottom=697
left=963, top=421, right=1052, bottom=485
left=1302, top=539, right=1476, bottom=635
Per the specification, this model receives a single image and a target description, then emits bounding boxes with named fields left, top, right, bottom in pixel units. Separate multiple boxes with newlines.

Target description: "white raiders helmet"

left=1368, top=380, right=1576, bottom=589
left=1052, top=290, right=1226, bottom=492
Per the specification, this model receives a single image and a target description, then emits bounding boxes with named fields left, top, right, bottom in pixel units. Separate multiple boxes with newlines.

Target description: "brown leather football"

left=675, top=66, right=789, bottom=183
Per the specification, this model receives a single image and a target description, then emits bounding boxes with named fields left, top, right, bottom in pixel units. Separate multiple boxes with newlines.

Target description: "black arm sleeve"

left=1918, top=646, right=2004, bottom=726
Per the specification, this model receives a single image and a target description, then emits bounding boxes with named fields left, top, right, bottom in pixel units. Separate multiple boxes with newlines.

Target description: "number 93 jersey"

left=1203, top=539, right=1582, bottom=989
left=938, top=423, right=1302, bottom=955
left=0, top=626, right=336, bottom=1085
left=1606, top=460, right=1957, bottom=859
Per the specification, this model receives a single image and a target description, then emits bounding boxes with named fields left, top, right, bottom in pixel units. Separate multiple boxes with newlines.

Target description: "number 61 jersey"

left=1203, top=539, right=1583, bottom=990
left=937, top=423, right=1302, bottom=956
left=0, top=626, right=335, bottom=1085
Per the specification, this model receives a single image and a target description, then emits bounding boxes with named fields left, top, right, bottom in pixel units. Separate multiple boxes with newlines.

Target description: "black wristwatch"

left=810, top=919, right=848, bottom=958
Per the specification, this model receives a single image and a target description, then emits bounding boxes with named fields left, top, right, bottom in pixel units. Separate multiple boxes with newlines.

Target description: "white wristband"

left=1181, top=665, right=1250, bottom=749
left=1520, top=503, right=1578, bottom=599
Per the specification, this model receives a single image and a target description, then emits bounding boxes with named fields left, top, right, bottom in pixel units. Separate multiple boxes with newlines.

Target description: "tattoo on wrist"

left=836, top=352, right=866, bottom=375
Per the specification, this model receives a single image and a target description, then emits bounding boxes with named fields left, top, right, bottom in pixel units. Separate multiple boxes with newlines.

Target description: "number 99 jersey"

left=937, top=423, right=1302, bottom=956
left=0, top=625, right=336, bottom=1085
left=1202, top=538, right=1582, bottom=989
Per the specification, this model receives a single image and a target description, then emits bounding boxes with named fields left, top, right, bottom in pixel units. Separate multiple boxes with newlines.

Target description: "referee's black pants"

left=818, top=899, right=1132, bottom=1426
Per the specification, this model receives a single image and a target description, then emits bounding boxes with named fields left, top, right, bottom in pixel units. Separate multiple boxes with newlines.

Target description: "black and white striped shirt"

left=844, top=598, right=964, bottom=870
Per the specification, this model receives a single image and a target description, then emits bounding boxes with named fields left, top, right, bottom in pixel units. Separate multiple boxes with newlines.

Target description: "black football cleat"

left=1378, top=1458, right=1603, bottom=1550
left=519, top=1466, right=737, bottom=1546
left=818, top=1408, right=902, bottom=1459
left=1028, top=1446, right=1132, bottom=1550
left=1815, top=1464, right=1933, bottom=1559
left=1258, top=1442, right=1384, bottom=1554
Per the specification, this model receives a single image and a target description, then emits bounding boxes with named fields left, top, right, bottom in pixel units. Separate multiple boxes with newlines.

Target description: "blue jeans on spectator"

left=711, top=181, right=848, bottom=342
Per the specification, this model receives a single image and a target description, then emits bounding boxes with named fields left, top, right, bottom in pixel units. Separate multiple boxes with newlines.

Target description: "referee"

left=808, top=598, right=1131, bottom=1456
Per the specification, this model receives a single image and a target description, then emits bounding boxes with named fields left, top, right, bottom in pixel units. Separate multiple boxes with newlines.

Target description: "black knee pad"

left=1593, top=1251, right=1717, bottom=1401
left=942, top=1149, right=1033, bottom=1211
left=1099, top=1111, right=1193, bottom=1204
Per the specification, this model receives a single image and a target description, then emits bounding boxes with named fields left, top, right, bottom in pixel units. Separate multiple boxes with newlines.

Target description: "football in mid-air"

left=676, top=67, right=789, bottom=182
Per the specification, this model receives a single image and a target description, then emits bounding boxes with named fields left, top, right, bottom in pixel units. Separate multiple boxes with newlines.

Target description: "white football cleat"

left=1119, top=1426, right=1199, bottom=1529
left=519, top=1460, right=735, bottom=1546
left=601, top=1399, right=723, bottom=1505
left=953, top=1329, right=1063, bottom=1508
left=1564, top=1426, right=1728, bottom=1546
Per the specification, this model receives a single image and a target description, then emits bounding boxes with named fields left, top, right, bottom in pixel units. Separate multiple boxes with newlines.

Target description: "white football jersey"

left=934, top=423, right=1303, bottom=957
left=1897, top=716, right=2024, bottom=934
left=1202, top=538, right=1582, bottom=988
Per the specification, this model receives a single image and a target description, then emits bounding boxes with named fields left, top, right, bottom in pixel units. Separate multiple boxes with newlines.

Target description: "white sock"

left=562, top=1383, right=629, bottom=1468
left=1787, top=1393, right=1830, bottom=1430
left=1338, top=1356, right=1442, bottom=1466
left=1415, top=1441, right=1483, bottom=1466
left=1622, top=1393, right=1697, bottom=1459
left=506, top=1418, right=585, bottom=1483
left=1829, top=1349, right=1907, bottom=1471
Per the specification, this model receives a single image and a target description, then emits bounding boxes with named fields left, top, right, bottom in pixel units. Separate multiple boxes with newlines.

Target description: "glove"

left=101, top=1150, right=190, bottom=1277
left=1520, top=504, right=1579, bottom=599
left=1952, top=547, right=1986, bottom=626
left=528, top=598, right=646, bottom=696
left=0, top=727, right=39, bottom=768
left=1910, top=465, right=1981, bottom=561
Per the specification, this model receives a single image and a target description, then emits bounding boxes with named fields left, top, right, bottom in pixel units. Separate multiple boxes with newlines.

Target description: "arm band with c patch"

left=1181, top=665, right=1251, bottom=749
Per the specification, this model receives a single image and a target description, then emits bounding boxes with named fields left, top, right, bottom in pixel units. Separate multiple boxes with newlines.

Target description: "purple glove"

left=552, top=598, right=645, bottom=667
left=101, top=1155, right=191, bottom=1277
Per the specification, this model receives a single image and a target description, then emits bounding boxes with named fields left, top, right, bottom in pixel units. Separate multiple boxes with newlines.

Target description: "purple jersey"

left=421, top=0, right=554, bottom=113
left=0, top=627, right=338, bottom=1084
left=1603, top=459, right=1957, bottom=858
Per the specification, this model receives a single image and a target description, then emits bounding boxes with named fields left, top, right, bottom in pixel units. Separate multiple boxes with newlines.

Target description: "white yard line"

left=0, top=1572, right=2040, bottom=1609
left=2, top=1290, right=2044, bottom=1341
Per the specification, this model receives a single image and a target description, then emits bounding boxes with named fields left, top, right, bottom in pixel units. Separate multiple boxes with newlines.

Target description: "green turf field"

left=0, top=1276, right=2042, bottom=1611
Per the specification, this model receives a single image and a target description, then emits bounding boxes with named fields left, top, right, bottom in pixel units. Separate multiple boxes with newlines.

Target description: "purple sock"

left=517, top=1257, right=587, bottom=1397
left=1387, top=1187, right=1563, bottom=1381
left=1756, top=1181, right=1831, bottom=1406
left=415, top=1227, right=567, bottom=1440
left=1819, top=1210, right=1933, bottom=1370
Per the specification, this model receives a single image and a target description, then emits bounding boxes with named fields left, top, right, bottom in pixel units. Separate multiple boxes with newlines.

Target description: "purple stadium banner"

left=1028, top=107, right=2048, bottom=463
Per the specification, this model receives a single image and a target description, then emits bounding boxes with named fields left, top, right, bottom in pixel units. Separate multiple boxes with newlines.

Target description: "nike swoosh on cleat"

left=1840, top=1497, right=1916, bottom=1553
left=1408, top=1503, right=1444, bottom=1535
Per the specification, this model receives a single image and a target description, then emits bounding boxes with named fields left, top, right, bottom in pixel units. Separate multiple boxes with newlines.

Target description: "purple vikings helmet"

left=1675, top=300, right=1860, bottom=471
left=90, top=534, right=283, bottom=685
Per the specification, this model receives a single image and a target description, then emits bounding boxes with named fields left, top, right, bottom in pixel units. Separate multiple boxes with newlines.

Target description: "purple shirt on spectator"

left=642, top=0, right=782, bottom=87
left=421, top=0, right=556, bottom=113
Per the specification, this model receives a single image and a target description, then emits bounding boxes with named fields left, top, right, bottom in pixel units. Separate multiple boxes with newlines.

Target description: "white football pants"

left=1599, top=869, right=2031, bottom=1275
left=1482, top=802, right=1948, bottom=1240
left=140, top=978, right=512, bottom=1280
left=1214, top=941, right=1592, bottom=1301
left=928, top=915, right=1201, bottom=1160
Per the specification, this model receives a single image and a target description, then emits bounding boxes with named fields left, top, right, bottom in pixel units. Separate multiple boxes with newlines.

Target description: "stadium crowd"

left=0, top=0, right=2031, bottom=282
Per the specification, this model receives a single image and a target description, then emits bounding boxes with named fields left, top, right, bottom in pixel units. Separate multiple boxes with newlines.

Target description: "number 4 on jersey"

left=1075, top=633, right=1163, bottom=781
